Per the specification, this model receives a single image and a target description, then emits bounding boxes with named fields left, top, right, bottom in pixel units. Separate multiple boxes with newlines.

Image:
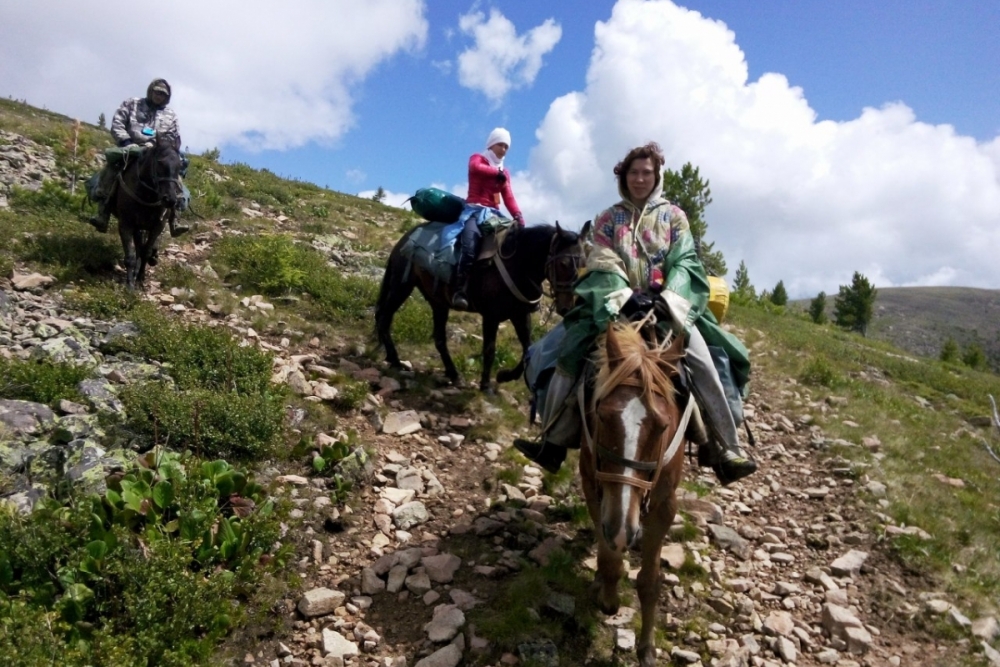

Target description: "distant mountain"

left=797, top=286, right=1000, bottom=372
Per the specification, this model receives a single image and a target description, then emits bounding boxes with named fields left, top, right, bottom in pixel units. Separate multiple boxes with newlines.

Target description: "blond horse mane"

left=591, top=320, right=682, bottom=410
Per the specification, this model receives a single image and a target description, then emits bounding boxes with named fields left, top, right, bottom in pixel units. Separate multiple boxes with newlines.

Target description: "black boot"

left=147, top=247, right=159, bottom=267
left=170, top=221, right=191, bottom=238
left=88, top=200, right=111, bottom=233
left=512, top=439, right=566, bottom=474
left=452, top=265, right=471, bottom=309
left=698, top=440, right=757, bottom=485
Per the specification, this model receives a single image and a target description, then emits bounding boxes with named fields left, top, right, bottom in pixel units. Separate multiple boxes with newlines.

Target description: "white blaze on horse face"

left=604, top=395, right=647, bottom=552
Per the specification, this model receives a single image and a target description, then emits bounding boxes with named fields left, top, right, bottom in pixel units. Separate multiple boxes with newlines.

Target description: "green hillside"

left=3, top=96, right=1000, bottom=667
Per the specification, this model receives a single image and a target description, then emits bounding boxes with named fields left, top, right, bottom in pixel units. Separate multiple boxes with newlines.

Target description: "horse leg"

left=119, top=221, right=137, bottom=290
left=375, top=274, right=414, bottom=369
left=431, top=304, right=460, bottom=385
left=635, top=500, right=676, bottom=667
left=584, top=486, right=623, bottom=615
left=479, top=315, right=499, bottom=393
left=496, top=310, right=531, bottom=384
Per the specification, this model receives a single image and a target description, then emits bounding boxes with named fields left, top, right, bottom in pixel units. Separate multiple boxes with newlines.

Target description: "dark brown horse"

left=580, top=318, right=692, bottom=666
left=110, top=135, right=183, bottom=290
left=373, top=222, right=589, bottom=391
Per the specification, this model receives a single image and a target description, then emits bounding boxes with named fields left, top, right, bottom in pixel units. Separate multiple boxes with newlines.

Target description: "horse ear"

left=605, top=323, right=625, bottom=368
left=580, top=219, right=592, bottom=239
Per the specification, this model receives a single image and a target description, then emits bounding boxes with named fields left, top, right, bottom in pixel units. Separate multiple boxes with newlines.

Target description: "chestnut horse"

left=374, top=222, right=588, bottom=391
left=580, top=318, right=693, bottom=666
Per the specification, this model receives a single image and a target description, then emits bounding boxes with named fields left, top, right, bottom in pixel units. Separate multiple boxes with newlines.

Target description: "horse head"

left=143, top=132, right=183, bottom=208
left=546, top=220, right=590, bottom=315
left=588, top=320, right=684, bottom=552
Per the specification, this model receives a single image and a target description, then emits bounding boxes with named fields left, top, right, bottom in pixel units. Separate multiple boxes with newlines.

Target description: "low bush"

left=0, top=357, right=90, bottom=406
left=0, top=450, right=286, bottom=667
left=121, top=383, right=283, bottom=461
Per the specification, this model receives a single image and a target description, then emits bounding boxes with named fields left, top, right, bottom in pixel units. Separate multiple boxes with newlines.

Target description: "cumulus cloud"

left=518, top=0, right=1000, bottom=296
left=0, top=0, right=427, bottom=152
left=456, top=9, right=562, bottom=103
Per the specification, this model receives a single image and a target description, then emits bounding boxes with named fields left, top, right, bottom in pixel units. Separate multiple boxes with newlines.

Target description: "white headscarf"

left=482, top=127, right=511, bottom=168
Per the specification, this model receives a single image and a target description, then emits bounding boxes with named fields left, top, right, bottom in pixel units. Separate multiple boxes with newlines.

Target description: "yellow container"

left=707, top=276, right=730, bottom=322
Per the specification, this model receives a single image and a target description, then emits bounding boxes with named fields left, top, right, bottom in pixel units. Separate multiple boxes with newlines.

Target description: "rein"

left=492, top=227, right=583, bottom=306
left=117, top=146, right=181, bottom=208
left=580, top=317, right=692, bottom=502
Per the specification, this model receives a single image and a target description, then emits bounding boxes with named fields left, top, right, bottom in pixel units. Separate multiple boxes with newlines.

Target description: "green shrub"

left=112, top=307, right=274, bottom=395
left=799, top=357, right=841, bottom=388
left=64, top=283, right=140, bottom=319
left=8, top=181, right=77, bottom=213
left=214, top=234, right=313, bottom=295
left=0, top=451, right=285, bottom=667
left=121, top=383, right=283, bottom=461
left=0, top=357, right=90, bottom=406
left=383, top=298, right=432, bottom=344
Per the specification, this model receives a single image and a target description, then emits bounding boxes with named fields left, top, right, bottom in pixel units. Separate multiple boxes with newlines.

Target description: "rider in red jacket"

left=453, top=128, right=524, bottom=309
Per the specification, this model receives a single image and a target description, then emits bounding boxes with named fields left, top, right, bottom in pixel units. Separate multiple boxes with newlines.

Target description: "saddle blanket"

left=399, top=222, right=459, bottom=284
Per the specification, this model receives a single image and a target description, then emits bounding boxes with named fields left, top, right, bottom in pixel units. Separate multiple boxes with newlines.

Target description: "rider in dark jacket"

left=89, top=79, right=189, bottom=245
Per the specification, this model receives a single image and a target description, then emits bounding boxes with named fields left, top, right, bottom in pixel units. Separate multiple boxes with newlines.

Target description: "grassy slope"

left=4, top=97, right=1000, bottom=659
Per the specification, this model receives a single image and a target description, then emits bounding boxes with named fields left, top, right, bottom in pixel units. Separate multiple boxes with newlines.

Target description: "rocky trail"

left=3, top=215, right=999, bottom=667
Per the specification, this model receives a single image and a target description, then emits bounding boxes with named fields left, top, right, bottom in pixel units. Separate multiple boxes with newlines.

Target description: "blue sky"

left=2, top=0, right=999, bottom=297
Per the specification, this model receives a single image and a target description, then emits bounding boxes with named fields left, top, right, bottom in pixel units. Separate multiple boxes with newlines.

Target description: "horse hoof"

left=480, top=384, right=494, bottom=395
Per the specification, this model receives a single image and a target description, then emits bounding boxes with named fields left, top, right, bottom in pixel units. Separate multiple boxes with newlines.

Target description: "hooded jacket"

left=110, top=79, right=181, bottom=148
left=556, top=176, right=750, bottom=392
left=466, top=153, right=523, bottom=221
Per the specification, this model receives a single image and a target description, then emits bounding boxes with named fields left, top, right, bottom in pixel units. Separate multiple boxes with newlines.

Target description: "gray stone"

left=422, top=553, right=461, bottom=583
left=386, top=564, right=408, bottom=593
left=77, top=379, right=124, bottom=415
left=413, top=643, right=462, bottom=667
left=405, top=572, right=432, bottom=596
left=393, top=501, right=429, bottom=530
left=830, top=549, right=869, bottom=577
left=0, top=399, right=55, bottom=438
left=972, top=617, right=1000, bottom=641
left=424, top=604, right=465, bottom=642
left=321, top=629, right=359, bottom=659
left=298, top=587, right=346, bottom=618
left=614, top=628, right=636, bottom=652
left=361, top=567, right=386, bottom=595
left=707, top=523, right=751, bottom=560
left=383, top=410, right=422, bottom=435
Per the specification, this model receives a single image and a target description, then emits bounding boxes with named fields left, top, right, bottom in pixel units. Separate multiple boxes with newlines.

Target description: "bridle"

left=579, top=319, right=694, bottom=512
left=493, top=227, right=585, bottom=306
left=117, top=144, right=181, bottom=208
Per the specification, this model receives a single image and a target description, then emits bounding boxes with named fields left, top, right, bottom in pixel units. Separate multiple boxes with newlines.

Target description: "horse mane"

left=592, top=320, right=681, bottom=409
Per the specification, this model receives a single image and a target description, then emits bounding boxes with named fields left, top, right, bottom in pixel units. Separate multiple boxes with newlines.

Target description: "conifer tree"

left=939, top=337, right=959, bottom=363
left=662, top=163, right=726, bottom=276
left=372, top=186, right=386, bottom=203
left=731, top=260, right=755, bottom=303
left=98, top=112, right=106, bottom=129
left=808, top=292, right=827, bottom=324
left=770, top=280, right=788, bottom=306
left=833, top=272, right=877, bottom=336
left=962, top=342, right=986, bottom=370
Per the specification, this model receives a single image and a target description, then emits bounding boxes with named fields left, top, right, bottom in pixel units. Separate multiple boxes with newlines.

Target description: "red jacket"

left=466, top=154, right=523, bottom=223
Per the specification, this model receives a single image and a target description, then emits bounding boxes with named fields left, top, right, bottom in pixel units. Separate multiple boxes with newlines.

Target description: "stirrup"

left=713, top=455, right=757, bottom=485
left=452, top=291, right=469, bottom=309
left=170, top=223, right=191, bottom=238
left=512, top=438, right=565, bottom=474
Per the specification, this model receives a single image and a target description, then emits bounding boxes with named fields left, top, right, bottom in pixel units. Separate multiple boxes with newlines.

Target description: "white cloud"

left=0, top=0, right=427, bottom=152
left=358, top=188, right=412, bottom=209
left=345, top=169, right=367, bottom=185
left=456, top=9, right=562, bottom=103
left=516, top=0, right=1000, bottom=297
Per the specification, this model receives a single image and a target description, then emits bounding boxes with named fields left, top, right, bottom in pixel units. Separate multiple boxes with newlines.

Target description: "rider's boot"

left=88, top=199, right=111, bottom=234
left=169, top=219, right=191, bottom=238
left=512, top=369, right=576, bottom=474
left=452, top=263, right=471, bottom=310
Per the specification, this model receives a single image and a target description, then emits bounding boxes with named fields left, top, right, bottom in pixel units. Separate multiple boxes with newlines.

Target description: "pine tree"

left=808, top=292, right=827, bottom=324
left=731, top=260, right=755, bottom=303
left=962, top=342, right=986, bottom=370
left=770, top=280, right=788, bottom=306
left=372, top=186, right=386, bottom=203
left=833, top=272, right=877, bottom=336
left=661, top=163, right=726, bottom=276
left=97, top=112, right=106, bottom=129
left=939, top=337, right=959, bottom=363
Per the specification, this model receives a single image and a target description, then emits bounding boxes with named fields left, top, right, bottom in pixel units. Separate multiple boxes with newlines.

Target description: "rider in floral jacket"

left=515, top=142, right=757, bottom=485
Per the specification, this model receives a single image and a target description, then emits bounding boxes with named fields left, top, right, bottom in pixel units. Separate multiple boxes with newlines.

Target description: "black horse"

left=109, top=135, right=184, bottom=290
left=374, top=221, right=590, bottom=391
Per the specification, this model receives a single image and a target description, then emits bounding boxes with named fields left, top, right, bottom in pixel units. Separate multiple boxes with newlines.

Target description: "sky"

left=2, top=0, right=999, bottom=298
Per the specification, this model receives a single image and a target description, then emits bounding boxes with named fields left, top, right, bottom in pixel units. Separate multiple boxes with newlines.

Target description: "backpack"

left=408, top=188, right=466, bottom=223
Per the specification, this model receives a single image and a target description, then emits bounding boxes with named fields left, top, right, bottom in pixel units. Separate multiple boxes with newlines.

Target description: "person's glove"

left=514, top=214, right=525, bottom=227
left=620, top=290, right=654, bottom=321
left=496, top=168, right=507, bottom=185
